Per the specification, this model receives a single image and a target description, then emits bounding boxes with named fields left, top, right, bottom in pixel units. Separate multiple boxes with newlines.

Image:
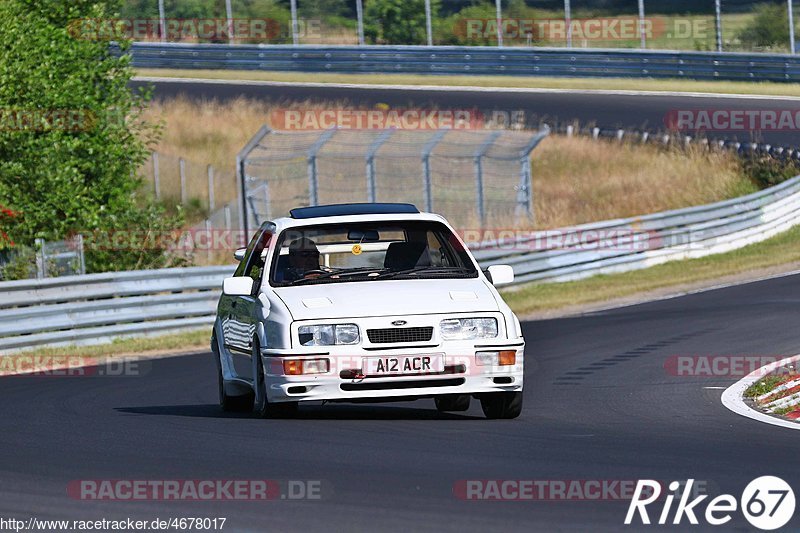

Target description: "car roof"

left=289, top=203, right=419, bottom=219
left=269, top=207, right=448, bottom=233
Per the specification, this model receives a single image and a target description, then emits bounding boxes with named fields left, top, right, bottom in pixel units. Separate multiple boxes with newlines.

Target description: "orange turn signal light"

left=283, top=358, right=330, bottom=376
left=498, top=351, right=516, bottom=366
left=284, top=360, right=303, bottom=375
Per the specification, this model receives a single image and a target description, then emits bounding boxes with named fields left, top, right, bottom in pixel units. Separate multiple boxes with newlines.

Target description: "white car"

left=212, top=203, right=525, bottom=419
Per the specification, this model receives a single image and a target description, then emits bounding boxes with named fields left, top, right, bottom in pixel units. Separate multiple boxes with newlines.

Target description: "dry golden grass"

left=142, top=97, right=754, bottom=229
left=533, top=136, right=753, bottom=227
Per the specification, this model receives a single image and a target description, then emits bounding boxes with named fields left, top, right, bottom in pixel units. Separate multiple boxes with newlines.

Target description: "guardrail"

left=129, top=42, right=800, bottom=82
left=2, top=174, right=800, bottom=352
left=0, top=266, right=231, bottom=352
left=472, top=173, right=800, bottom=284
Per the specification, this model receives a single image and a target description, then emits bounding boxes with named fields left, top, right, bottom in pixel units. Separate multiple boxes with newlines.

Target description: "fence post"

left=356, top=0, right=365, bottom=45
left=421, top=130, right=447, bottom=212
left=158, top=0, right=166, bottom=43
left=564, top=0, right=572, bottom=47
left=225, top=0, right=234, bottom=44
left=790, top=0, right=796, bottom=55
left=425, top=0, right=434, bottom=46
left=365, top=129, right=394, bottom=203
left=35, top=238, right=46, bottom=279
left=307, top=128, right=337, bottom=207
left=494, top=0, right=503, bottom=47
left=77, top=234, right=85, bottom=275
left=237, top=156, right=247, bottom=238
left=179, top=158, right=187, bottom=204
left=473, top=131, right=502, bottom=229
left=637, top=0, right=646, bottom=49
left=207, top=165, right=215, bottom=211
left=204, top=219, right=212, bottom=263
left=152, top=152, right=161, bottom=200
left=224, top=204, right=232, bottom=230
left=715, top=0, right=723, bottom=52
left=290, top=0, right=299, bottom=45
left=515, top=126, right=550, bottom=223
left=236, top=126, right=272, bottom=238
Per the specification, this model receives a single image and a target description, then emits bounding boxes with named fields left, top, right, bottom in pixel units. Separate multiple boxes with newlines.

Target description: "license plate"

left=364, top=354, right=444, bottom=376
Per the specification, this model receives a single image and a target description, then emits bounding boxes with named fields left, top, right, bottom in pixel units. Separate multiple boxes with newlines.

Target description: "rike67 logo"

left=625, top=477, right=795, bottom=530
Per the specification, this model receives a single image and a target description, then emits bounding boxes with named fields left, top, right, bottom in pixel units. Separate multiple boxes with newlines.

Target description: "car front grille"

left=366, top=326, right=434, bottom=344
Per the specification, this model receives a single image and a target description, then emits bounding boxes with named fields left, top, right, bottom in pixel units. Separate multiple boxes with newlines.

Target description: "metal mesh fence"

left=140, top=152, right=238, bottom=211
left=120, top=0, right=797, bottom=52
left=240, top=127, right=549, bottom=232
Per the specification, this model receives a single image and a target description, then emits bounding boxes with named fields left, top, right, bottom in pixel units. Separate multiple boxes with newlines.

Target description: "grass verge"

left=500, top=224, right=800, bottom=317
left=136, top=68, right=800, bottom=98
left=6, top=329, right=210, bottom=359
left=744, top=374, right=788, bottom=399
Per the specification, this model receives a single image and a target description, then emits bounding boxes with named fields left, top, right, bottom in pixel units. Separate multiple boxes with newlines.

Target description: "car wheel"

left=253, top=338, right=298, bottom=419
left=479, top=392, right=523, bottom=419
left=434, top=394, right=471, bottom=412
left=212, top=331, right=253, bottom=412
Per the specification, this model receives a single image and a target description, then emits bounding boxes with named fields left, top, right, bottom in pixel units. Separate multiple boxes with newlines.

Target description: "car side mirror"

left=487, top=265, right=514, bottom=286
left=222, top=276, right=254, bottom=296
left=234, top=248, right=246, bottom=261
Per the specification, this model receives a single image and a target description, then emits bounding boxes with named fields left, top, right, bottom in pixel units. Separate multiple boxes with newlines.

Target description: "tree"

left=737, top=2, right=791, bottom=51
left=0, top=0, right=183, bottom=273
left=365, top=0, right=440, bottom=44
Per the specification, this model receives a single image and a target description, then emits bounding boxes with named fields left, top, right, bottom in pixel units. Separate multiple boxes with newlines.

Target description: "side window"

left=245, top=231, right=272, bottom=287
left=232, top=226, right=273, bottom=293
left=233, top=230, right=262, bottom=278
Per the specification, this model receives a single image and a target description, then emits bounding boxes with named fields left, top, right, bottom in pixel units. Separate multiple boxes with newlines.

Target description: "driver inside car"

left=283, top=237, right=323, bottom=281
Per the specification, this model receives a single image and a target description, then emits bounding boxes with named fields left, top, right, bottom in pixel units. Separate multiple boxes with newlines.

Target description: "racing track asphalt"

left=2, top=273, right=800, bottom=531
left=133, top=78, right=800, bottom=147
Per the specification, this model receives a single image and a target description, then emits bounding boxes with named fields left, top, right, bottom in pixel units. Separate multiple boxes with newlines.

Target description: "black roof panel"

left=289, top=203, right=420, bottom=219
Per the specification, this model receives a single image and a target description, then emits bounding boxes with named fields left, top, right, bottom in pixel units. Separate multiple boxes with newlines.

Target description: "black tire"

left=479, top=392, right=523, bottom=419
left=434, top=394, right=471, bottom=412
left=213, top=331, right=253, bottom=412
left=253, top=339, right=298, bottom=419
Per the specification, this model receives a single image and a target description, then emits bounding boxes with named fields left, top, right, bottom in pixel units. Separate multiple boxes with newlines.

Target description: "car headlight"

left=298, top=324, right=360, bottom=346
left=439, top=318, right=498, bottom=340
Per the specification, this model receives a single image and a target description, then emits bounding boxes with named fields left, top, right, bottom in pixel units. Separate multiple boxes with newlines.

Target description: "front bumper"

left=261, top=342, right=524, bottom=403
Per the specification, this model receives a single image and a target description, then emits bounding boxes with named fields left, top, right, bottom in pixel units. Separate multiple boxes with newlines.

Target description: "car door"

left=225, top=226, right=273, bottom=380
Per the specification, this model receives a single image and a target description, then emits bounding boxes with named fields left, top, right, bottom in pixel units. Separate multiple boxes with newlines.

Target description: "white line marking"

left=721, top=354, right=800, bottom=431
left=703, top=386, right=726, bottom=389
left=133, top=76, right=800, bottom=102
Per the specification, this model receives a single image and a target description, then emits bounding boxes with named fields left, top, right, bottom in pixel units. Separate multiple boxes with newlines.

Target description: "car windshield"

left=269, top=220, right=477, bottom=286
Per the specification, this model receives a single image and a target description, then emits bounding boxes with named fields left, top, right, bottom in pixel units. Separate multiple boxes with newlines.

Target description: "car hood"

left=272, top=278, right=499, bottom=321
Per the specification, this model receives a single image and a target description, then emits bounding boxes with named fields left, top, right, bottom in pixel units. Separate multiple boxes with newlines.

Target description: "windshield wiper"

left=374, top=266, right=474, bottom=280
left=288, top=267, right=386, bottom=285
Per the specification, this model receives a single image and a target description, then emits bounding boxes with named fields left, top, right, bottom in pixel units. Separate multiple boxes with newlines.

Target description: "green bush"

left=0, top=0, right=185, bottom=273
left=737, top=2, right=791, bottom=51
left=741, top=155, right=800, bottom=189
left=365, top=0, right=441, bottom=44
